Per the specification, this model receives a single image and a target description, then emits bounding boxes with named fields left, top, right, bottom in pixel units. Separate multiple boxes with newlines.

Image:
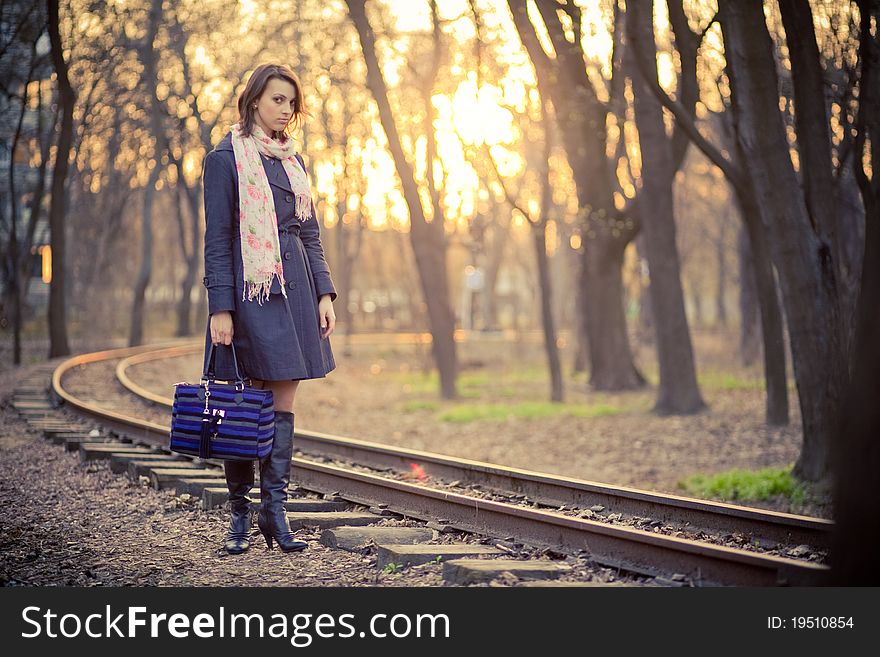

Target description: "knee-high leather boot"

left=223, top=459, right=255, bottom=554
left=257, top=411, right=307, bottom=552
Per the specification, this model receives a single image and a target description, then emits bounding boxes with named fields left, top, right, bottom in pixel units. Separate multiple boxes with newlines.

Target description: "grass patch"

left=497, top=386, right=519, bottom=398
left=401, top=400, right=440, bottom=413
left=437, top=401, right=623, bottom=423
left=676, top=465, right=808, bottom=506
left=698, top=371, right=766, bottom=391
left=387, top=366, right=558, bottom=394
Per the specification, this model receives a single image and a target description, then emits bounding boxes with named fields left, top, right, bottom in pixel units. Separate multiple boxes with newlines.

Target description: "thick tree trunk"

left=346, top=0, right=457, bottom=398
left=46, top=0, right=73, bottom=357
left=832, top=0, right=880, bottom=584
left=720, top=0, right=846, bottom=480
left=627, top=0, right=704, bottom=414
left=582, top=239, right=645, bottom=390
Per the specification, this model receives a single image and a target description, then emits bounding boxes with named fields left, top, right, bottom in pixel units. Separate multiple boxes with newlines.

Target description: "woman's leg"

left=255, top=379, right=300, bottom=413
left=255, top=378, right=306, bottom=551
left=223, top=379, right=260, bottom=553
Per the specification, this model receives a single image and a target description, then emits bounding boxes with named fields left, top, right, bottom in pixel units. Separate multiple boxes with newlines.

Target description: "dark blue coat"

left=201, top=130, right=336, bottom=382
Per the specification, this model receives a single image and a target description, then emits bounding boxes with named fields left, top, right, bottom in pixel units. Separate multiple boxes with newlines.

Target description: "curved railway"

left=42, top=343, right=833, bottom=586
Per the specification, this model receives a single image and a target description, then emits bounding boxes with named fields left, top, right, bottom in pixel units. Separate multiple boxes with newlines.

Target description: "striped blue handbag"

left=169, top=341, right=274, bottom=461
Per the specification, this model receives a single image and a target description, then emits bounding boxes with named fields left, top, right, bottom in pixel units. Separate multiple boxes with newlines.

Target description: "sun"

left=448, top=74, right=516, bottom=148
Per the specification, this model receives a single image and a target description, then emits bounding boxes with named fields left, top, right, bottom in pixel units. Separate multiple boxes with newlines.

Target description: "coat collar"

left=214, top=131, right=233, bottom=151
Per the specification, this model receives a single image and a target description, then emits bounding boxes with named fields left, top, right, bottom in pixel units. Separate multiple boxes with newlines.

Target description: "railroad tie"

left=441, top=559, right=572, bottom=585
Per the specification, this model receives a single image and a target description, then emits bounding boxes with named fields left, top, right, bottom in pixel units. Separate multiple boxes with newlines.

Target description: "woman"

left=201, top=63, right=337, bottom=555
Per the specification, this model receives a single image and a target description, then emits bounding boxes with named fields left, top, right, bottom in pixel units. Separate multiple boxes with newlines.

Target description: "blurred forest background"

left=1, top=0, right=878, bottom=560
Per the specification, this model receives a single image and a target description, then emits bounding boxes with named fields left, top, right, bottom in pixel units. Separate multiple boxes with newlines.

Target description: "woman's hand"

left=210, top=311, right=234, bottom=345
left=318, top=295, right=336, bottom=339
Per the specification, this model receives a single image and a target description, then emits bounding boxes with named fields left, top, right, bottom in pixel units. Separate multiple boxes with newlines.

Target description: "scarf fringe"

left=243, top=276, right=287, bottom=306
left=295, top=193, right=311, bottom=222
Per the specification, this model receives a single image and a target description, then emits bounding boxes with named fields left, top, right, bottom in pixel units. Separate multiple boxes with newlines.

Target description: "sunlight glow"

left=450, top=75, right=515, bottom=147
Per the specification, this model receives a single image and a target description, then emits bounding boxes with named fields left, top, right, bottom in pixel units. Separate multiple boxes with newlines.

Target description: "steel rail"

left=290, top=459, right=830, bottom=586
left=116, top=343, right=834, bottom=550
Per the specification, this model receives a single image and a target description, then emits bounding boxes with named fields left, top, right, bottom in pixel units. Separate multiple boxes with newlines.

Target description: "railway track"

left=27, top=343, right=834, bottom=586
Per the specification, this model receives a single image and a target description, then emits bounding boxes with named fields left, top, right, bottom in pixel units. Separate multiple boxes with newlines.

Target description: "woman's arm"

left=202, top=150, right=237, bottom=315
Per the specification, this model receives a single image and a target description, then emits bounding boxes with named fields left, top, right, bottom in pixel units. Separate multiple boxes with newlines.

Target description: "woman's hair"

left=236, top=63, right=311, bottom=138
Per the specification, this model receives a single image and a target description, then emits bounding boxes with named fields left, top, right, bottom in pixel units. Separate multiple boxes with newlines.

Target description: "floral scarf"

left=230, top=121, right=313, bottom=305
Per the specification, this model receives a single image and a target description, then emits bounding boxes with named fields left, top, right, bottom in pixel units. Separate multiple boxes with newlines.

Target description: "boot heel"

left=258, top=509, right=273, bottom=549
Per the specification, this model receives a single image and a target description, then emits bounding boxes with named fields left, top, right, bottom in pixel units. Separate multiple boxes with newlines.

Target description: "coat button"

left=283, top=251, right=292, bottom=260
left=285, top=194, right=292, bottom=202
left=288, top=281, right=296, bottom=290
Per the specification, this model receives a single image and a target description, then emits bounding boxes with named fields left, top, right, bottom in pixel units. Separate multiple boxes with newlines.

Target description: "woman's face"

left=253, top=77, right=297, bottom=137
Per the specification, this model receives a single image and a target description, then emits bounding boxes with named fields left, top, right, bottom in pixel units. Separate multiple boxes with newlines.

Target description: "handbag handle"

left=203, top=339, right=246, bottom=383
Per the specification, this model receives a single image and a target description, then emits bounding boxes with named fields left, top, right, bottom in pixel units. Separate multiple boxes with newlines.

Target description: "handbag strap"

left=203, top=339, right=245, bottom=383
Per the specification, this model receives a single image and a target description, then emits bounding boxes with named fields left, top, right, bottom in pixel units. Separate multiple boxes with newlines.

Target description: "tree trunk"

left=174, top=182, right=200, bottom=337
left=534, top=226, right=563, bottom=402
left=129, top=0, right=165, bottom=346
left=582, top=239, right=645, bottom=390
left=715, top=217, right=728, bottom=326
left=535, top=95, right=563, bottom=402
left=627, top=0, right=704, bottom=414
left=732, top=178, right=790, bottom=426
left=832, top=0, right=879, bottom=585
left=634, top=232, right=654, bottom=343
left=7, top=41, right=37, bottom=365
left=737, top=224, right=760, bottom=366
left=346, top=0, right=458, bottom=398
left=690, top=281, right=704, bottom=329
left=571, top=241, right=589, bottom=376
left=46, top=0, right=73, bottom=358
left=719, top=0, right=846, bottom=480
